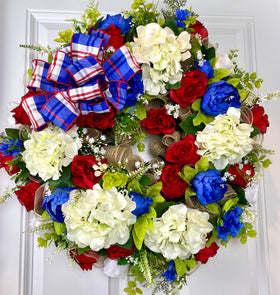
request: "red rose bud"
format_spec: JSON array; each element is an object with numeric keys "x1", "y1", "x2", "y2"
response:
[
  {"x1": 195, "y1": 242, "x2": 219, "y2": 264},
  {"x1": 11, "y1": 104, "x2": 32, "y2": 125},
  {"x1": 0, "y1": 154, "x2": 20, "y2": 175},
  {"x1": 15, "y1": 181, "x2": 41, "y2": 212},
  {"x1": 189, "y1": 20, "x2": 208, "y2": 40},
  {"x1": 141, "y1": 107, "x2": 176, "y2": 135},
  {"x1": 71, "y1": 155, "x2": 107, "y2": 189},
  {"x1": 251, "y1": 104, "x2": 269, "y2": 134},
  {"x1": 160, "y1": 164, "x2": 188, "y2": 199},
  {"x1": 228, "y1": 162, "x2": 255, "y2": 188},
  {"x1": 165, "y1": 135, "x2": 200, "y2": 166},
  {"x1": 170, "y1": 70, "x2": 208, "y2": 108},
  {"x1": 106, "y1": 245, "x2": 134, "y2": 260},
  {"x1": 70, "y1": 249, "x2": 98, "y2": 271},
  {"x1": 100, "y1": 24, "x2": 124, "y2": 51},
  {"x1": 76, "y1": 110, "x2": 115, "y2": 129}
]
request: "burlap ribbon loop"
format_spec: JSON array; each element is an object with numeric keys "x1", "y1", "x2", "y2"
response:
[
  {"x1": 162, "y1": 131, "x2": 181, "y2": 147},
  {"x1": 104, "y1": 144, "x2": 132, "y2": 166},
  {"x1": 240, "y1": 106, "x2": 253, "y2": 124},
  {"x1": 150, "y1": 139, "x2": 166, "y2": 157},
  {"x1": 145, "y1": 97, "x2": 168, "y2": 112},
  {"x1": 85, "y1": 128, "x2": 102, "y2": 141},
  {"x1": 126, "y1": 154, "x2": 145, "y2": 174},
  {"x1": 185, "y1": 196, "x2": 219, "y2": 218},
  {"x1": 179, "y1": 106, "x2": 193, "y2": 121},
  {"x1": 19, "y1": 124, "x2": 32, "y2": 140},
  {"x1": 149, "y1": 157, "x2": 165, "y2": 174},
  {"x1": 34, "y1": 183, "x2": 51, "y2": 222}
]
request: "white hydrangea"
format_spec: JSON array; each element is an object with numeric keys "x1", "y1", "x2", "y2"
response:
[
  {"x1": 195, "y1": 107, "x2": 254, "y2": 170},
  {"x1": 131, "y1": 23, "x2": 191, "y2": 95},
  {"x1": 62, "y1": 184, "x2": 136, "y2": 251},
  {"x1": 144, "y1": 204, "x2": 213, "y2": 260},
  {"x1": 22, "y1": 124, "x2": 82, "y2": 181}
]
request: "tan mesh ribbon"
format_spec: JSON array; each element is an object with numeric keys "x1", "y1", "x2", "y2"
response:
[
  {"x1": 219, "y1": 184, "x2": 237, "y2": 205},
  {"x1": 149, "y1": 157, "x2": 165, "y2": 173},
  {"x1": 126, "y1": 154, "x2": 145, "y2": 174},
  {"x1": 179, "y1": 106, "x2": 193, "y2": 121},
  {"x1": 181, "y1": 56, "x2": 195, "y2": 72},
  {"x1": 150, "y1": 139, "x2": 166, "y2": 156},
  {"x1": 34, "y1": 183, "x2": 51, "y2": 222},
  {"x1": 86, "y1": 128, "x2": 101, "y2": 141},
  {"x1": 104, "y1": 144, "x2": 132, "y2": 165},
  {"x1": 240, "y1": 106, "x2": 253, "y2": 124},
  {"x1": 185, "y1": 196, "x2": 219, "y2": 218},
  {"x1": 162, "y1": 131, "x2": 181, "y2": 147},
  {"x1": 19, "y1": 125, "x2": 31, "y2": 140},
  {"x1": 145, "y1": 97, "x2": 168, "y2": 112}
]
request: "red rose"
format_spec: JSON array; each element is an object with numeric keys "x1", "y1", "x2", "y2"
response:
[
  {"x1": 228, "y1": 163, "x2": 255, "y2": 188},
  {"x1": 170, "y1": 70, "x2": 208, "y2": 107},
  {"x1": 189, "y1": 20, "x2": 208, "y2": 40},
  {"x1": 11, "y1": 104, "x2": 32, "y2": 125},
  {"x1": 0, "y1": 154, "x2": 20, "y2": 175},
  {"x1": 141, "y1": 107, "x2": 176, "y2": 135},
  {"x1": 76, "y1": 110, "x2": 115, "y2": 129},
  {"x1": 70, "y1": 249, "x2": 98, "y2": 271},
  {"x1": 251, "y1": 104, "x2": 269, "y2": 134},
  {"x1": 100, "y1": 24, "x2": 124, "y2": 51},
  {"x1": 195, "y1": 242, "x2": 219, "y2": 264},
  {"x1": 71, "y1": 155, "x2": 107, "y2": 189},
  {"x1": 160, "y1": 164, "x2": 188, "y2": 199},
  {"x1": 165, "y1": 135, "x2": 200, "y2": 166},
  {"x1": 106, "y1": 245, "x2": 134, "y2": 260},
  {"x1": 15, "y1": 181, "x2": 41, "y2": 212}
]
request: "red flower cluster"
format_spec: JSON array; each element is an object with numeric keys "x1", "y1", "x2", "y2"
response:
[
  {"x1": 195, "y1": 242, "x2": 219, "y2": 264},
  {"x1": 15, "y1": 181, "x2": 41, "y2": 212},
  {"x1": 170, "y1": 70, "x2": 208, "y2": 107},
  {"x1": 106, "y1": 245, "x2": 134, "y2": 260},
  {"x1": 69, "y1": 249, "x2": 98, "y2": 271},
  {"x1": 76, "y1": 110, "x2": 115, "y2": 129},
  {"x1": 165, "y1": 135, "x2": 200, "y2": 166},
  {"x1": 251, "y1": 104, "x2": 269, "y2": 134},
  {"x1": 160, "y1": 164, "x2": 187, "y2": 199},
  {"x1": 228, "y1": 162, "x2": 255, "y2": 188},
  {"x1": 190, "y1": 20, "x2": 208, "y2": 40},
  {"x1": 141, "y1": 107, "x2": 176, "y2": 135},
  {"x1": 0, "y1": 154, "x2": 20, "y2": 175},
  {"x1": 71, "y1": 155, "x2": 107, "y2": 189}
]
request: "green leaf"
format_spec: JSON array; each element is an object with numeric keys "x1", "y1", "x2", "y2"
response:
[
  {"x1": 135, "y1": 288, "x2": 143, "y2": 294},
  {"x1": 185, "y1": 257, "x2": 196, "y2": 270},
  {"x1": 179, "y1": 113, "x2": 204, "y2": 135},
  {"x1": 146, "y1": 182, "x2": 162, "y2": 197},
  {"x1": 222, "y1": 197, "x2": 239, "y2": 213},
  {"x1": 240, "y1": 235, "x2": 247, "y2": 244},
  {"x1": 118, "y1": 257, "x2": 129, "y2": 265},
  {"x1": 193, "y1": 110, "x2": 214, "y2": 126},
  {"x1": 227, "y1": 78, "x2": 240, "y2": 87},
  {"x1": 128, "y1": 281, "x2": 137, "y2": 288},
  {"x1": 146, "y1": 207, "x2": 157, "y2": 219},
  {"x1": 206, "y1": 229, "x2": 219, "y2": 247},
  {"x1": 127, "y1": 179, "x2": 143, "y2": 194},
  {"x1": 48, "y1": 166, "x2": 72, "y2": 188},
  {"x1": 195, "y1": 157, "x2": 209, "y2": 173},
  {"x1": 174, "y1": 258, "x2": 187, "y2": 277},
  {"x1": 77, "y1": 246, "x2": 91, "y2": 255},
  {"x1": 151, "y1": 194, "x2": 165, "y2": 204},
  {"x1": 185, "y1": 187, "x2": 196, "y2": 200},
  {"x1": 182, "y1": 166, "x2": 196, "y2": 183},
  {"x1": 165, "y1": 81, "x2": 181, "y2": 90},
  {"x1": 209, "y1": 57, "x2": 218, "y2": 68},
  {"x1": 247, "y1": 230, "x2": 257, "y2": 238},
  {"x1": 262, "y1": 159, "x2": 272, "y2": 168},
  {"x1": 124, "y1": 287, "x2": 132, "y2": 293},
  {"x1": 154, "y1": 201, "x2": 177, "y2": 217},
  {"x1": 205, "y1": 203, "x2": 220, "y2": 214},
  {"x1": 27, "y1": 69, "x2": 33, "y2": 78},
  {"x1": 38, "y1": 237, "x2": 48, "y2": 248},
  {"x1": 132, "y1": 230, "x2": 143, "y2": 250},
  {"x1": 41, "y1": 210, "x2": 51, "y2": 220},
  {"x1": 250, "y1": 125, "x2": 261, "y2": 138},
  {"x1": 238, "y1": 89, "x2": 248, "y2": 100},
  {"x1": 5, "y1": 128, "x2": 20, "y2": 140},
  {"x1": 230, "y1": 184, "x2": 249, "y2": 206},
  {"x1": 54, "y1": 222, "x2": 66, "y2": 235},
  {"x1": 162, "y1": 18, "x2": 179, "y2": 35},
  {"x1": 206, "y1": 47, "x2": 216, "y2": 60},
  {"x1": 135, "y1": 102, "x2": 147, "y2": 120},
  {"x1": 139, "y1": 175, "x2": 152, "y2": 186},
  {"x1": 191, "y1": 98, "x2": 201, "y2": 112},
  {"x1": 133, "y1": 215, "x2": 149, "y2": 250},
  {"x1": 250, "y1": 72, "x2": 257, "y2": 81},
  {"x1": 117, "y1": 232, "x2": 133, "y2": 250},
  {"x1": 209, "y1": 69, "x2": 232, "y2": 83}
]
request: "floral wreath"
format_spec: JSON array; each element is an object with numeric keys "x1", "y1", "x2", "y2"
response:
[{"x1": 0, "y1": 0, "x2": 277, "y2": 294}]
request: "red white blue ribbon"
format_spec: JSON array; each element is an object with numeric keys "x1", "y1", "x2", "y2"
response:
[{"x1": 22, "y1": 29, "x2": 141, "y2": 131}]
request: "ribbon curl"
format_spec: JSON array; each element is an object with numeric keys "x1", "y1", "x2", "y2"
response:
[{"x1": 22, "y1": 28, "x2": 142, "y2": 131}]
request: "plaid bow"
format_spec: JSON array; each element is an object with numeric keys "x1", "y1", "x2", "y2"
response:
[{"x1": 22, "y1": 30, "x2": 141, "y2": 131}]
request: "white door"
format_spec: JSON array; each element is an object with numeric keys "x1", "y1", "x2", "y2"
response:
[{"x1": 0, "y1": 0, "x2": 279, "y2": 294}]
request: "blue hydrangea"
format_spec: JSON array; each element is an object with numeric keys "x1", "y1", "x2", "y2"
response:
[
  {"x1": 191, "y1": 169, "x2": 228, "y2": 206},
  {"x1": 195, "y1": 60, "x2": 214, "y2": 78},
  {"x1": 130, "y1": 192, "x2": 153, "y2": 218},
  {"x1": 201, "y1": 81, "x2": 241, "y2": 116},
  {"x1": 99, "y1": 14, "x2": 132, "y2": 35},
  {"x1": 0, "y1": 139, "x2": 22, "y2": 157},
  {"x1": 217, "y1": 206, "x2": 245, "y2": 242},
  {"x1": 162, "y1": 260, "x2": 177, "y2": 282},
  {"x1": 42, "y1": 188, "x2": 75, "y2": 223}
]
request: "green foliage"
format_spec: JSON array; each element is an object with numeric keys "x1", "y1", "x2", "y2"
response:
[
  {"x1": 139, "y1": 174, "x2": 152, "y2": 186},
  {"x1": 237, "y1": 222, "x2": 257, "y2": 244},
  {"x1": 54, "y1": 29, "x2": 73, "y2": 45},
  {"x1": 135, "y1": 102, "x2": 147, "y2": 120},
  {"x1": 54, "y1": 222, "x2": 66, "y2": 235},
  {"x1": 165, "y1": 81, "x2": 181, "y2": 90},
  {"x1": 154, "y1": 201, "x2": 177, "y2": 217},
  {"x1": 162, "y1": 18, "x2": 179, "y2": 35},
  {"x1": 222, "y1": 197, "x2": 239, "y2": 214},
  {"x1": 48, "y1": 166, "x2": 73, "y2": 188},
  {"x1": 208, "y1": 68, "x2": 232, "y2": 83},
  {"x1": 102, "y1": 171, "x2": 128, "y2": 189},
  {"x1": 245, "y1": 149, "x2": 274, "y2": 171},
  {"x1": 174, "y1": 258, "x2": 187, "y2": 277},
  {"x1": 230, "y1": 184, "x2": 249, "y2": 206},
  {"x1": 77, "y1": 246, "x2": 91, "y2": 255},
  {"x1": 161, "y1": 0, "x2": 188, "y2": 20},
  {"x1": 250, "y1": 126, "x2": 261, "y2": 138},
  {"x1": 205, "y1": 203, "x2": 220, "y2": 214},
  {"x1": 206, "y1": 229, "x2": 219, "y2": 247},
  {"x1": 5, "y1": 128, "x2": 19, "y2": 140},
  {"x1": 179, "y1": 113, "x2": 205, "y2": 136}
]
